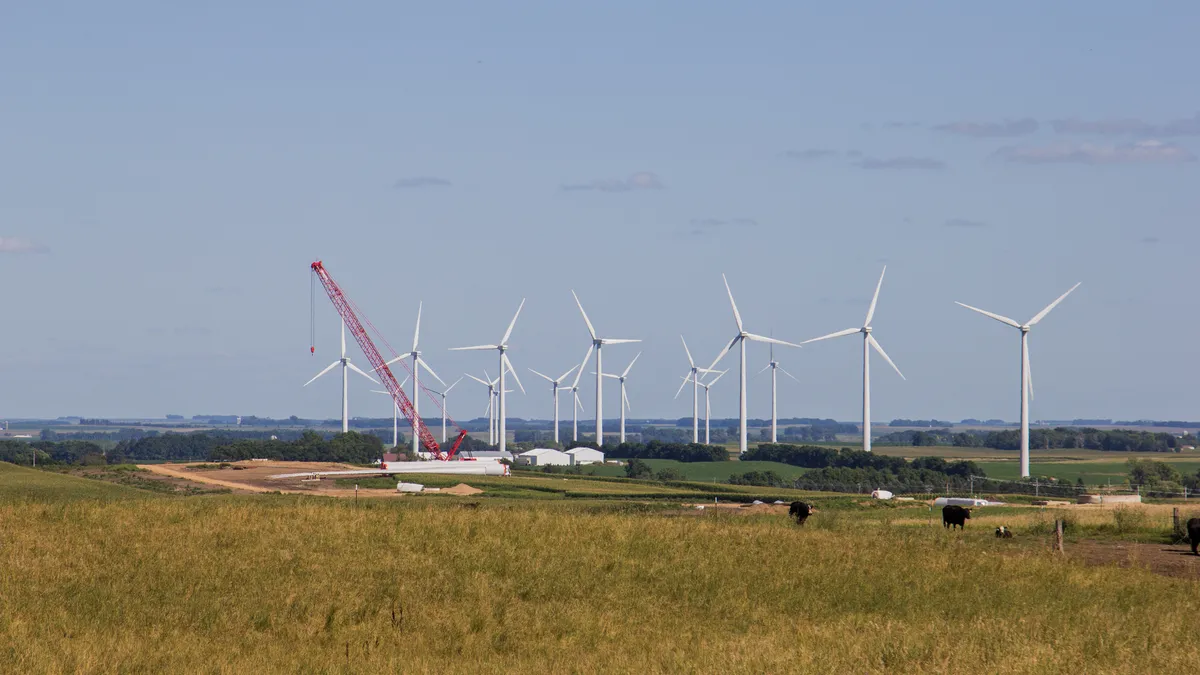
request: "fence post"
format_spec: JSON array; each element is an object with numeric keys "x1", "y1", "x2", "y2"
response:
[
  {"x1": 1054, "y1": 519, "x2": 1064, "y2": 554},
  {"x1": 1174, "y1": 507, "x2": 1183, "y2": 540}
]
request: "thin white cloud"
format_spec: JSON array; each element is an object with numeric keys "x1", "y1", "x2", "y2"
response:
[
  {"x1": 1051, "y1": 112, "x2": 1200, "y2": 137},
  {"x1": 934, "y1": 118, "x2": 1038, "y2": 138},
  {"x1": 0, "y1": 237, "x2": 48, "y2": 254},
  {"x1": 855, "y1": 156, "x2": 947, "y2": 170},
  {"x1": 561, "y1": 172, "x2": 664, "y2": 192},
  {"x1": 393, "y1": 176, "x2": 452, "y2": 189},
  {"x1": 995, "y1": 140, "x2": 1196, "y2": 165}
]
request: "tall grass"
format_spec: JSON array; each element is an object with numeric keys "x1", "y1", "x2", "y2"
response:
[{"x1": 2, "y1": 493, "x2": 1200, "y2": 673}]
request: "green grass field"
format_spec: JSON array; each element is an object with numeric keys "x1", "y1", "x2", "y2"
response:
[
  {"x1": 0, "y1": 462, "x2": 152, "y2": 501},
  {"x1": 4, "y1": 465, "x2": 1200, "y2": 672},
  {"x1": 582, "y1": 458, "x2": 812, "y2": 482}
]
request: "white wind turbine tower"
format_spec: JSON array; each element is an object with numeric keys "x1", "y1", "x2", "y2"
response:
[
  {"x1": 675, "y1": 336, "x2": 715, "y2": 443},
  {"x1": 758, "y1": 342, "x2": 801, "y2": 443},
  {"x1": 571, "y1": 291, "x2": 639, "y2": 447},
  {"x1": 371, "y1": 376, "x2": 409, "y2": 448},
  {"x1": 801, "y1": 266, "x2": 904, "y2": 453},
  {"x1": 682, "y1": 369, "x2": 728, "y2": 445},
  {"x1": 705, "y1": 275, "x2": 801, "y2": 454},
  {"x1": 465, "y1": 372, "x2": 499, "y2": 445},
  {"x1": 304, "y1": 320, "x2": 379, "y2": 433},
  {"x1": 956, "y1": 282, "x2": 1081, "y2": 479},
  {"x1": 598, "y1": 352, "x2": 641, "y2": 444},
  {"x1": 561, "y1": 344, "x2": 592, "y2": 442},
  {"x1": 430, "y1": 376, "x2": 463, "y2": 443},
  {"x1": 376, "y1": 302, "x2": 445, "y2": 456},
  {"x1": 529, "y1": 364, "x2": 579, "y2": 444},
  {"x1": 450, "y1": 301, "x2": 526, "y2": 453}
]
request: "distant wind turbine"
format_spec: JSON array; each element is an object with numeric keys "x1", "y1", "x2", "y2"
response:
[
  {"x1": 705, "y1": 275, "x2": 800, "y2": 454},
  {"x1": 758, "y1": 342, "x2": 801, "y2": 443},
  {"x1": 675, "y1": 336, "x2": 715, "y2": 443},
  {"x1": 956, "y1": 282, "x2": 1081, "y2": 478},
  {"x1": 598, "y1": 351, "x2": 641, "y2": 444},
  {"x1": 571, "y1": 290, "x2": 639, "y2": 447},
  {"x1": 371, "y1": 376, "x2": 409, "y2": 448},
  {"x1": 451, "y1": 301, "x2": 526, "y2": 453},
  {"x1": 682, "y1": 369, "x2": 729, "y2": 445},
  {"x1": 305, "y1": 320, "x2": 379, "y2": 433},
  {"x1": 562, "y1": 343, "x2": 593, "y2": 442},
  {"x1": 465, "y1": 372, "x2": 499, "y2": 445},
  {"x1": 376, "y1": 302, "x2": 445, "y2": 456},
  {"x1": 802, "y1": 266, "x2": 904, "y2": 453},
  {"x1": 429, "y1": 376, "x2": 463, "y2": 443},
  {"x1": 529, "y1": 363, "x2": 579, "y2": 444}
]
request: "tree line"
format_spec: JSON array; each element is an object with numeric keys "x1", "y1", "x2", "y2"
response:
[{"x1": 874, "y1": 427, "x2": 1194, "y2": 452}]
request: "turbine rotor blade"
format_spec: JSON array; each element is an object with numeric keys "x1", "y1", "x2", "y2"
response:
[
  {"x1": 412, "y1": 301, "x2": 422, "y2": 353},
  {"x1": 347, "y1": 362, "x2": 381, "y2": 384},
  {"x1": 681, "y1": 335, "x2": 695, "y2": 368},
  {"x1": 865, "y1": 265, "x2": 886, "y2": 326},
  {"x1": 621, "y1": 352, "x2": 641, "y2": 378},
  {"x1": 780, "y1": 367, "x2": 801, "y2": 384},
  {"x1": 623, "y1": 388, "x2": 630, "y2": 412},
  {"x1": 707, "y1": 369, "x2": 728, "y2": 387},
  {"x1": 757, "y1": 363, "x2": 771, "y2": 375},
  {"x1": 1024, "y1": 341, "x2": 1034, "y2": 401},
  {"x1": 502, "y1": 354, "x2": 525, "y2": 394},
  {"x1": 954, "y1": 302, "x2": 1021, "y2": 329},
  {"x1": 722, "y1": 273, "x2": 744, "y2": 332},
  {"x1": 449, "y1": 344, "x2": 500, "y2": 351},
  {"x1": 868, "y1": 334, "x2": 905, "y2": 380},
  {"x1": 802, "y1": 327, "x2": 860, "y2": 345},
  {"x1": 570, "y1": 290, "x2": 597, "y2": 340},
  {"x1": 304, "y1": 361, "x2": 340, "y2": 387},
  {"x1": 705, "y1": 335, "x2": 740, "y2": 373},
  {"x1": 465, "y1": 373, "x2": 490, "y2": 387},
  {"x1": 599, "y1": 338, "x2": 641, "y2": 345},
  {"x1": 1026, "y1": 282, "x2": 1081, "y2": 326},
  {"x1": 674, "y1": 373, "x2": 691, "y2": 399},
  {"x1": 501, "y1": 299, "x2": 525, "y2": 345},
  {"x1": 529, "y1": 368, "x2": 555, "y2": 383},
  {"x1": 556, "y1": 364, "x2": 578, "y2": 383},
  {"x1": 417, "y1": 357, "x2": 446, "y2": 386},
  {"x1": 745, "y1": 333, "x2": 802, "y2": 348},
  {"x1": 444, "y1": 376, "x2": 463, "y2": 394},
  {"x1": 373, "y1": 355, "x2": 406, "y2": 372},
  {"x1": 570, "y1": 344, "x2": 594, "y2": 389}
]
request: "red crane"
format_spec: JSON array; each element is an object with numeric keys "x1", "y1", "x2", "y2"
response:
[{"x1": 310, "y1": 260, "x2": 468, "y2": 460}]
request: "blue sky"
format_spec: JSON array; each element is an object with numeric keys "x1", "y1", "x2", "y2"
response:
[{"x1": 2, "y1": 2, "x2": 1197, "y2": 423}]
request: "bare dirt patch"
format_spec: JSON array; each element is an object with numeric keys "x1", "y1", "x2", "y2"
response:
[
  {"x1": 440, "y1": 483, "x2": 484, "y2": 496},
  {"x1": 1069, "y1": 539, "x2": 1200, "y2": 579}
]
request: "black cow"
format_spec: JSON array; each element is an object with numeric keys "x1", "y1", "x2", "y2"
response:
[
  {"x1": 995, "y1": 526, "x2": 1013, "y2": 539},
  {"x1": 1188, "y1": 518, "x2": 1200, "y2": 555},
  {"x1": 942, "y1": 505, "x2": 971, "y2": 530},
  {"x1": 789, "y1": 501, "x2": 815, "y2": 525}
]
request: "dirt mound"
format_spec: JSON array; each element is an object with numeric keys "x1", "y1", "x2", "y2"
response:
[{"x1": 441, "y1": 483, "x2": 484, "y2": 496}]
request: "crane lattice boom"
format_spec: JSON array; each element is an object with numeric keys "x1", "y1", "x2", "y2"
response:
[{"x1": 311, "y1": 261, "x2": 467, "y2": 460}]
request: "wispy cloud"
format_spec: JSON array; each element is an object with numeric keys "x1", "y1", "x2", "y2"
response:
[
  {"x1": 1141, "y1": 236, "x2": 1160, "y2": 244},
  {"x1": 783, "y1": 149, "x2": 838, "y2": 160},
  {"x1": 995, "y1": 140, "x2": 1196, "y2": 165},
  {"x1": 855, "y1": 156, "x2": 947, "y2": 170},
  {"x1": 883, "y1": 121, "x2": 923, "y2": 129},
  {"x1": 1051, "y1": 112, "x2": 1200, "y2": 137},
  {"x1": 687, "y1": 218, "x2": 757, "y2": 235},
  {"x1": 393, "y1": 176, "x2": 452, "y2": 189},
  {"x1": 560, "y1": 172, "x2": 664, "y2": 192},
  {"x1": 0, "y1": 237, "x2": 48, "y2": 254},
  {"x1": 944, "y1": 218, "x2": 988, "y2": 228},
  {"x1": 934, "y1": 118, "x2": 1038, "y2": 138}
]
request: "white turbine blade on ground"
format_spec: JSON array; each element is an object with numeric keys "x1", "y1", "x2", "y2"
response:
[
  {"x1": 465, "y1": 373, "x2": 491, "y2": 387},
  {"x1": 801, "y1": 327, "x2": 860, "y2": 345},
  {"x1": 1026, "y1": 282, "x2": 1081, "y2": 326},
  {"x1": 556, "y1": 364, "x2": 577, "y2": 383},
  {"x1": 1024, "y1": 342, "x2": 1033, "y2": 400},
  {"x1": 444, "y1": 376, "x2": 463, "y2": 394},
  {"x1": 868, "y1": 335, "x2": 905, "y2": 380},
  {"x1": 779, "y1": 367, "x2": 801, "y2": 384},
  {"x1": 417, "y1": 357, "x2": 446, "y2": 386},
  {"x1": 570, "y1": 344, "x2": 594, "y2": 389},
  {"x1": 745, "y1": 333, "x2": 801, "y2": 348},
  {"x1": 620, "y1": 352, "x2": 641, "y2": 378},
  {"x1": 347, "y1": 362, "x2": 381, "y2": 384},
  {"x1": 529, "y1": 368, "x2": 555, "y2": 383},
  {"x1": 570, "y1": 290, "x2": 597, "y2": 340},
  {"x1": 501, "y1": 299, "x2": 525, "y2": 345},
  {"x1": 721, "y1": 274, "x2": 744, "y2": 332},
  {"x1": 412, "y1": 301, "x2": 422, "y2": 352},
  {"x1": 502, "y1": 354, "x2": 525, "y2": 394},
  {"x1": 865, "y1": 266, "x2": 886, "y2": 326},
  {"x1": 450, "y1": 344, "x2": 500, "y2": 351},
  {"x1": 705, "y1": 335, "x2": 741, "y2": 373},
  {"x1": 954, "y1": 302, "x2": 1021, "y2": 329},
  {"x1": 303, "y1": 361, "x2": 340, "y2": 387},
  {"x1": 681, "y1": 335, "x2": 695, "y2": 368}
]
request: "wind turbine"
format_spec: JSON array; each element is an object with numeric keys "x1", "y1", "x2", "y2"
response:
[
  {"x1": 758, "y1": 342, "x2": 801, "y2": 443},
  {"x1": 682, "y1": 369, "x2": 728, "y2": 445},
  {"x1": 801, "y1": 266, "x2": 904, "y2": 453},
  {"x1": 429, "y1": 376, "x2": 463, "y2": 443},
  {"x1": 451, "y1": 301, "x2": 526, "y2": 453},
  {"x1": 705, "y1": 275, "x2": 801, "y2": 454},
  {"x1": 675, "y1": 336, "x2": 715, "y2": 443},
  {"x1": 529, "y1": 363, "x2": 579, "y2": 444},
  {"x1": 376, "y1": 302, "x2": 445, "y2": 456},
  {"x1": 371, "y1": 376, "x2": 409, "y2": 448},
  {"x1": 465, "y1": 372, "x2": 499, "y2": 445},
  {"x1": 562, "y1": 343, "x2": 593, "y2": 442},
  {"x1": 956, "y1": 282, "x2": 1081, "y2": 478},
  {"x1": 571, "y1": 291, "x2": 639, "y2": 448},
  {"x1": 598, "y1": 352, "x2": 641, "y2": 444},
  {"x1": 305, "y1": 320, "x2": 379, "y2": 433}
]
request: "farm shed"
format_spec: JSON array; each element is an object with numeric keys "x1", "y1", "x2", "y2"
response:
[
  {"x1": 566, "y1": 448, "x2": 605, "y2": 465},
  {"x1": 517, "y1": 448, "x2": 571, "y2": 466}
]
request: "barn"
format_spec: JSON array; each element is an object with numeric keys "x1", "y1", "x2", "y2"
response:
[
  {"x1": 516, "y1": 448, "x2": 571, "y2": 466},
  {"x1": 566, "y1": 448, "x2": 605, "y2": 465}
]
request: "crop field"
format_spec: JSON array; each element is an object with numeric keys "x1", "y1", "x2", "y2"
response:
[
  {"x1": 582, "y1": 458, "x2": 812, "y2": 482},
  {"x1": 2, "y1": 460, "x2": 1200, "y2": 672}
]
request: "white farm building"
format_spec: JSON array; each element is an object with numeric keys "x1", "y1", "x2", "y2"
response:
[
  {"x1": 566, "y1": 448, "x2": 605, "y2": 465},
  {"x1": 516, "y1": 448, "x2": 571, "y2": 466}
]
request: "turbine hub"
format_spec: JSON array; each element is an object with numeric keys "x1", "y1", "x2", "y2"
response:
[
  {"x1": 862, "y1": 326, "x2": 872, "y2": 334},
  {"x1": 1020, "y1": 325, "x2": 1030, "y2": 333}
]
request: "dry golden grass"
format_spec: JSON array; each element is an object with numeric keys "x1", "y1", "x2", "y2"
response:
[{"x1": 2, "y1": 486, "x2": 1200, "y2": 674}]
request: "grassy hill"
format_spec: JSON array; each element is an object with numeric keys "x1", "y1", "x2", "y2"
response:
[{"x1": 0, "y1": 462, "x2": 152, "y2": 502}]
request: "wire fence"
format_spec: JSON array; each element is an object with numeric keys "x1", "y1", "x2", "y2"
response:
[{"x1": 775, "y1": 474, "x2": 1197, "y2": 500}]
